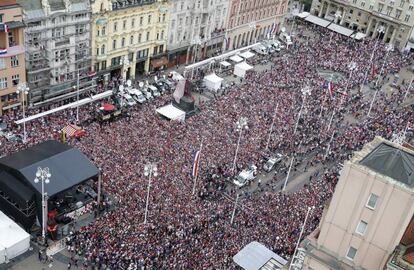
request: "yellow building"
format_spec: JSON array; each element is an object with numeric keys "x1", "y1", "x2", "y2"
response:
[{"x1": 91, "y1": 0, "x2": 169, "y2": 83}]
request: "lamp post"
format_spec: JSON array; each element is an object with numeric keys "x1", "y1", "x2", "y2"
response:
[
  {"x1": 293, "y1": 86, "x2": 312, "y2": 134},
  {"x1": 143, "y1": 163, "x2": 158, "y2": 224},
  {"x1": 289, "y1": 206, "x2": 314, "y2": 270},
  {"x1": 34, "y1": 167, "x2": 51, "y2": 244},
  {"x1": 360, "y1": 25, "x2": 385, "y2": 93},
  {"x1": 16, "y1": 83, "x2": 29, "y2": 143},
  {"x1": 232, "y1": 117, "x2": 249, "y2": 175},
  {"x1": 367, "y1": 44, "x2": 393, "y2": 117}
]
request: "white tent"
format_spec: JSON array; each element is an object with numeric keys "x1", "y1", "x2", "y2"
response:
[
  {"x1": 204, "y1": 73, "x2": 224, "y2": 91},
  {"x1": 327, "y1": 23, "x2": 354, "y2": 36},
  {"x1": 234, "y1": 61, "x2": 253, "y2": 78},
  {"x1": 220, "y1": 61, "x2": 231, "y2": 67},
  {"x1": 230, "y1": 55, "x2": 244, "y2": 63},
  {"x1": 156, "y1": 104, "x2": 186, "y2": 121},
  {"x1": 233, "y1": 241, "x2": 287, "y2": 270},
  {"x1": 0, "y1": 211, "x2": 30, "y2": 264},
  {"x1": 239, "y1": 51, "x2": 255, "y2": 59}
]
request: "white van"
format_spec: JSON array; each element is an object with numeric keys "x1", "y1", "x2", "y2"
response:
[
  {"x1": 279, "y1": 32, "x2": 293, "y2": 47},
  {"x1": 253, "y1": 44, "x2": 268, "y2": 55}
]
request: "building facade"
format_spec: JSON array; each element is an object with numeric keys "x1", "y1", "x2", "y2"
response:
[
  {"x1": 167, "y1": 0, "x2": 229, "y2": 67},
  {"x1": 299, "y1": 137, "x2": 414, "y2": 270},
  {"x1": 17, "y1": 0, "x2": 94, "y2": 106},
  {"x1": 91, "y1": 0, "x2": 169, "y2": 82},
  {"x1": 225, "y1": 0, "x2": 288, "y2": 50},
  {"x1": 310, "y1": 0, "x2": 414, "y2": 50},
  {"x1": 0, "y1": 0, "x2": 26, "y2": 115}
]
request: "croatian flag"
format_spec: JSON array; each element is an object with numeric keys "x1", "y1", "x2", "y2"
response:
[
  {"x1": 1, "y1": 23, "x2": 8, "y2": 33},
  {"x1": 0, "y1": 48, "x2": 7, "y2": 55},
  {"x1": 192, "y1": 145, "x2": 202, "y2": 178},
  {"x1": 327, "y1": 81, "x2": 333, "y2": 97}
]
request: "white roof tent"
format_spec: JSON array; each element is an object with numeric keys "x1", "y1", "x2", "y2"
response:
[
  {"x1": 230, "y1": 55, "x2": 244, "y2": 63},
  {"x1": 351, "y1": 32, "x2": 367, "y2": 40},
  {"x1": 203, "y1": 73, "x2": 224, "y2": 92},
  {"x1": 220, "y1": 60, "x2": 231, "y2": 67},
  {"x1": 239, "y1": 50, "x2": 255, "y2": 59},
  {"x1": 296, "y1": 11, "x2": 310, "y2": 19},
  {"x1": 304, "y1": 14, "x2": 331, "y2": 28},
  {"x1": 234, "y1": 61, "x2": 253, "y2": 78},
  {"x1": 156, "y1": 104, "x2": 186, "y2": 121},
  {"x1": 15, "y1": 90, "x2": 113, "y2": 125},
  {"x1": 233, "y1": 241, "x2": 287, "y2": 270},
  {"x1": 327, "y1": 23, "x2": 354, "y2": 36},
  {"x1": 0, "y1": 211, "x2": 30, "y2": 264}
]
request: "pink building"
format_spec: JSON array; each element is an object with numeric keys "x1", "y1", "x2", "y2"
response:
[{"x1": 224, "y1": 0, "x2": 288, "y2": 50}]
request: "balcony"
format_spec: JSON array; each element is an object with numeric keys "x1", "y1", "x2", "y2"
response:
[{"x1": 0, "y1": 45, "x2": 25, "y2": 58}]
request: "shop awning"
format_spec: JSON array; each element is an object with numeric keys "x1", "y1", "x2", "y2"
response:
[
  {"x1": 305, "y1": 14, "x2": 331, "y2": 28},
  {"x1": 327, "y1": 23, "x2": 354, "y2": 36}
]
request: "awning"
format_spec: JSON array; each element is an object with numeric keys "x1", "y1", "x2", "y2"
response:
[
  {"x1": 234, "y1": 61, "x2": 253, "y2": 78},
  {"x1": 151, "y1": 57, "x2": 168, "y2": 68},
  {"x1": 239, "y1": 51, "x2": 255, "y2": 59},
  {"x1": 305, "y1": 14, "x2": 331, "y2": 28},
  {"x1": 204, "y1": 73, "x2": 223, "y2": 91},
  {"x1": 230, "y1": 55, "x2": 244, "y2": 63},
  {"x1": 351, "y1": 32, "x2": 366, "y2": 40},
  {"x1": 233, "y1": 242, "x2": 287, "y2": 270},
  {"x1": 220, "y1": 61, "x2": 231, "y2": 67},
  {"x1": 297, "y1": 12, "x2": 310, "y2": 19},
  {"x1": 327, "y1": 23, "x2": 354, "y2": 36}
]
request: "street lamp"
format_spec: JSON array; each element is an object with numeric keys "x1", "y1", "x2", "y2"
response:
[
  {"x1": 143, "y1": 163, "x2": 158, "y2": 224},
  {"x1": 16, "y1": 83, "x2": 29, "y2": 143},
  {"x1": 367, "y1": 44, "x2": 393, "y2": 117},
  {"x1": 293, "y1": 86, "x2": 312, "y2": 134},
  {"x1": 34, "y1": 167, "x2": 51, "y2": 245},
  {"x1": 232, "y1": 117, "x2": 249, "y2": 175}
]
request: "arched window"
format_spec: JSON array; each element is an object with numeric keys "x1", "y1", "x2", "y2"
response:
[{"x1": 101, "y1": 44, "x2": 105, "y2": 54}]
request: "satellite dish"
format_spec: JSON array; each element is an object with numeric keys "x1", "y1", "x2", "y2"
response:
[
  {"x1": 119, "y1": 85, "x2": 124, "y2": 91},
  {"x1": 281, "y1": 27, "x2": 286, "y2": 33},
  {"x1": 127, "y1": 80, "x2": 132, "y2": 87},
  {"x1": 139, "y1": 82, "x2": 144, "y2": 88},
  {"x1": 154, "y1": 76, "x2": 158, "y2": 81}
]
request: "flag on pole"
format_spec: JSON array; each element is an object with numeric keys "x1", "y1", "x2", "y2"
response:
[
  {"x1": 327, "y1": 81, "x2": 333, "y2": 97},
  {"x1": 192, "y1": 145, "x2": 202, "y2": 178}
]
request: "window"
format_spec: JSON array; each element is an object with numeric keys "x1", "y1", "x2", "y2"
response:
[
  {"x1": 387, "y1": 7, "x2": 393, "y2": 15},
  {"x1": 405, "y1": 14, "x2": 410, "y2": 22},
  {"x1": 0, "y1": 77, "x2": 7, "y2": 89},
  {"x1": 12, "y1": 74, "x2": 19, "y2": 86},
  {"x1": 148, "y1": 15, "x2": 151, "y2": 24},
  {"x1": 346, "y1": 246, "x2": 357, "y2": 260},
  {"x1": 366, "y1": 193, "x2": 378, "y2": 209},
  {"x1": 114, "y1": 22, "x2": 117, "y2": 31},
  {"x1": 102, "y1": 26, "x2": 106, "y2": 35},
  {"x1": 8, "y1": 31, "x2": 15, "y2": 47},
  {"x1": 123, "y1": 20, "x2": 126, "y2": 30},
  {"x1": 146, "y1": 31, "x2": 150, "y2": 41},
  {"x1": 0, "y1": 14, "x2": 3, "y2": 23},
  {"x1": 153, "y1": 46, "x2": 158, "y2": 55},
  {"x1": 101, "y1": 45, "x2": 105, "y2": 55},
  {"x1": 410, "y1": 5, "x2": 414, "y2": 11},
  {"x1": 356, "y1": 220, "x2": 368, "y2": 235},
  {"x1": 96, "y1": 47, "x2": 99, "y2": 55},
  {"x1": 361, "y1": 2, "x2": 365, "y2": 7},
  {"x1": 0, "y1": 58, "x2": 5, "y2": 69},
  {"x1": 130, "y1": 35, "x2": 134, "y2": 44},
  {"x1": 121, "y1": 37, "x2": 125, "y2": 47},
  {"x1": 131, "y1": 18, "x2": 135, "y2": 27},
  {"x1": 138, "y1": 33, "x2": 142, "y2": 43},
  {"x1": 11, "y1": 56, "x2": 18, "y2": 67},
  {"x1": 161, "y1": 30, "x2": 164, "y2": 40},
  {"x1": 378, "y1": 3, "x2": 384, "y2": 12},
  {"x1": 140, "y1": 16, "x2": 143, "y2": 25},
  {"x1": 97, "y1": 29, "x2": 100, "y2": 36},
  {"x1": 112, "y1": 39, "x2": 117, "y2": 50},
  {"x1": 400, "y1": 0, "x2": 405, "y2": 7},
  {"x1": 162, "y1": 14, "x2": 166, "y2": 22},
  {"x1": 396, "y1": 9, "x2": 402, "y2": 19}
]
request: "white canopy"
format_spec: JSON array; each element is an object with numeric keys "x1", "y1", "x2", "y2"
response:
[
  {"x1": 156, "y1": 104, "x2": 186, "y2": 121},
  {"x1": 328, "y1": 23, "x2": 354, "y2": 36},
  {"x1": 230, "y1": 55, "x2": 244, "y2": 63},
  {"x1": 239, "y1": 51, "x2": 255, "y2": 59},
  {"x1": 233, "y1": 242, "x2": 287, "y2": 270},
  {"x1": 351, "y1": 32, "x2": 366, "y2": 40},
  {"x1": 220, "y1": 61, "x2": 231, "y2": 67},
  {"x1": 0, "y1": 211, "x2": 30, "y2": 264},
  {"x1": 296, "y1": 11, "x2": 310, "y2": 19},
  {"x1": 305, "y1": 14, "x2": 330, "y2": 28},
  {"x1": 234, "y1": 61, "x2": 253, "y2": 78},
  {"x1": 204, "y1": 73, "x2": 224, "y2": 91}
]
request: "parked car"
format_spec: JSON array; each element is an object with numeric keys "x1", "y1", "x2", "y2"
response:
[
  {"x1": 233, "y1": 165, "x2": 257, "y2": 187},
  {"x1": 122, "y1": 94, "x2": 137, "y2": 107},
  {"x1": 148, "y1": 85, "x2": 161, "y2": 97},
  {"x1": 252, "y1": 44, "x2": 268, "y2": 55},
  {"x1": 263, "y1": 153, "x2": 284, "y2": 172},
  {"x1": 279, "y1": 32, "x2": 293, "y2": 46},
  {"x1": 130, "y1": 89, "x2": 146, "y2": 104}
]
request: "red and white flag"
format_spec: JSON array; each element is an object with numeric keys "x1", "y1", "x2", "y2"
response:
[
  {"x1": 192, "y1": 144, "x2": 203, "y2": 178},
  {"x1": 328, "y1": 81, "x2": 333, "y2": 97}
]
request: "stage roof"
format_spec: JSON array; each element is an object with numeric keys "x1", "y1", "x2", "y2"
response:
[{"x1": 0, "y1": 140, "x2": 99, "y2": 197}]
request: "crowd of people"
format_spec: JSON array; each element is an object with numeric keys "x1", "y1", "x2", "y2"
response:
[{"x1": 1, "y1": 22, "x2": 413, "y2": 269}]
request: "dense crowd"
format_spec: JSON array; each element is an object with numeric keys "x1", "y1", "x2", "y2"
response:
[{"x1": 1, "y1": 22, "x2": 413, "y2": 269}]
